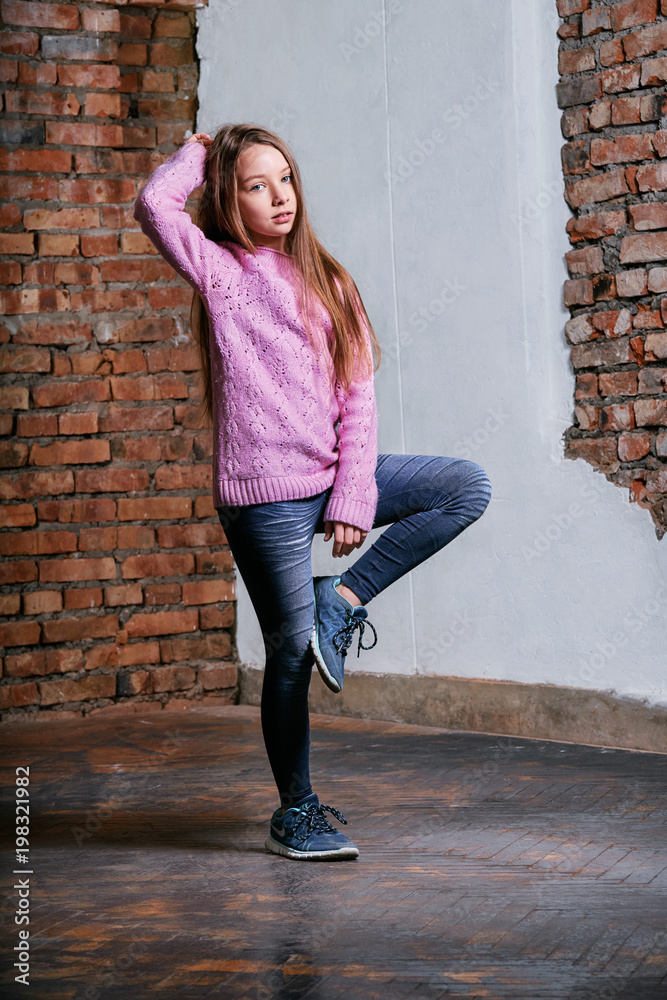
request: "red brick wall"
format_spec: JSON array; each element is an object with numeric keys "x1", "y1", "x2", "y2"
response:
[
  {"x1": 0, "y1": 0, "x2": 239, "y2": 720},
  {"x1": 558, "y1": 0, "x2": 667, "y2": 538}
]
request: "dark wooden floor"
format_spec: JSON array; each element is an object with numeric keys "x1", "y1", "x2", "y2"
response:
[{"x1": 1, "y1": 705, "x2": 666, "y2": 1000}]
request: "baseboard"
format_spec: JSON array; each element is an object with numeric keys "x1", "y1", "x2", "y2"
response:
[{"x1": 238, "y1": 666, "x2": 667, "y2": 753}]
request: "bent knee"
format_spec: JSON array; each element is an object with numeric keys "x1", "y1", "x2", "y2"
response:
[{"x1": 454, "y1": 459, "x2": 492, "y2": 521}]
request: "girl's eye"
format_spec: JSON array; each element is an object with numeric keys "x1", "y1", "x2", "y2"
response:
[{"x1": 249, "y1": 175, "x2": 291, "y2": 191}]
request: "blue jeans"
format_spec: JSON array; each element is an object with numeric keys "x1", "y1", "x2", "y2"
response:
[{"x1": 217, "y1": 454, "x2": 491, "y2": 810}]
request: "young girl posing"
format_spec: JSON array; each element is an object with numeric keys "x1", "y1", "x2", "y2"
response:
[{"x1": 134, "y1": 123, "x2": 492, "y2": 862}]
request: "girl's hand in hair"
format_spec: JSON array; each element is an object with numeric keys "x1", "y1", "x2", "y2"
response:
[
  {"x1": 185, "y1": 132, "x2": 212, "y2": 148},
  {"x1": 324, "y1": 520, "x2": 368, "y2": 558}
]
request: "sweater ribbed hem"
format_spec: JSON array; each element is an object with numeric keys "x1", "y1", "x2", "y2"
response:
[
  {"x1": 213, "y1": 470, "x2": 337, "y2": 508},
  {"x1": 323, "y1": 495, "x2": 377, "y2": 534}
]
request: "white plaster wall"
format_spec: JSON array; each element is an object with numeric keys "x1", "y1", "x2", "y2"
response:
[{"x1": 196, "y1": 0, "x2": 667, "y2": 707}]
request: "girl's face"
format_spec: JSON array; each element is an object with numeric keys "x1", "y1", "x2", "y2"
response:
[{"x1": 235, "y1": 143, "x2": 297, "y2": 254}]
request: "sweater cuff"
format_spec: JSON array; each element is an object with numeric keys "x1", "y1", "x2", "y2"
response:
[{"x1": 323, "y1": 495, "x2": 376, "y2": 534}]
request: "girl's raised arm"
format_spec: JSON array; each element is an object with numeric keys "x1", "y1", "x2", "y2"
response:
[{"x1": 133, "y1": 137, "x2": 213, "y2": 298}]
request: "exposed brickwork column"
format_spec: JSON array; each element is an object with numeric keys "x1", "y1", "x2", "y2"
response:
[
  {"x1": 0, "y1": 0, "x2": 239, "y2": 720},
  {"x1": 558, "y1": 0, "x2": 667, "y2": 538}
]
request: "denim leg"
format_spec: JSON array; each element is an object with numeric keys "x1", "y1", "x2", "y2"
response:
[
  {"x1": 217, "y1": 493, "x2": 328, "y2": 809},
  {"x1": 332, "y1": 454, "x2": 492, "y2": 605}
]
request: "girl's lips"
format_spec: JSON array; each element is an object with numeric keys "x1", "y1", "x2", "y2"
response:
[{"x1": 272, "y1": 212, "x2": 292, "y2": 222}]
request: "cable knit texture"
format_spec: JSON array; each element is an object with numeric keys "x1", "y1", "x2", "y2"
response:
[{"x1": 133, "y1": 141, "x2": 379, "y2": 532}]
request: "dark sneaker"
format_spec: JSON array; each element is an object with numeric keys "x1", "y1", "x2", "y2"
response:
[
  {"x1": 311, "y1": 575, "x2": 378, "y2": 694},
  {"x1": 265, "y1": 792, "x2": 359, "y2": 861}
]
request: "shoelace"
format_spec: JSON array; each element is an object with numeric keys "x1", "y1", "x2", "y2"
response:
[
  {"x1": 333, "y1": 609, "x2": 378, "y2": 658},
  {"x1": 299, "y1": 802, "x2": 348, "y2": 835}
]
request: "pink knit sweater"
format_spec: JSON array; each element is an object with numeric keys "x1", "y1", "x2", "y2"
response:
[{"x1": 133, "y1": 141, "x2": 379, "y2": 532}]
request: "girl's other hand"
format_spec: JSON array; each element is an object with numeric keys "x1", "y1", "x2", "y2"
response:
[
  {"x1": 324, "y1": 520, "x2": 368, "y2": 558},
  {"x1": 185, "y1": 132, "x2": 212, "y2": 148}
]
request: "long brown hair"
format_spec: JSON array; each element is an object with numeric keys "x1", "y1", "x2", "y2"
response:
[{"x1": 189, "y1": 122, "x2": 382, "y2": 425}]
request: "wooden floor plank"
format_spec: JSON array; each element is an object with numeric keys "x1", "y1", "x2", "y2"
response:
[{"x1": 1, "y1": 705, "x2": 665, "y2": 999}]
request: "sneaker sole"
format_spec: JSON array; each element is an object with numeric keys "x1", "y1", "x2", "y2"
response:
[
  {"x1": 310, "y1": 616, "x2": 343, "y2": 694},
  {"x1": 265, "y1": 835, "x2": 359, "y2": 860}
]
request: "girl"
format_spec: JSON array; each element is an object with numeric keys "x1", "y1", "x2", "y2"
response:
[{"x1": 134, "y1": 122, "x2": 492, "y2": 862}]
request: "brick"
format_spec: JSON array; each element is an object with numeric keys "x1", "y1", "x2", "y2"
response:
[
  {"x1": 120, "y1": 641, "x2": 159, "y2": 667},
  {"x1": 565, "y1": 246, "x2": 604, "y2": 276},
  {"x1": 629, "y1": 204, "x2": 667, "y2": 232},
  {"x1": 616, "y1": 269, "x2": 648, "y2": 297},
  {"x1": 59, "y1": 178, "x2": 136, "y2": 205},
  {"x1": 109, "y1": 374, "x2": 189, "y2": 402},
  {"x1": 125, "y1": 608, "x2": 198, "y2": 638},
  {"x1": 17, "y1": 61, "x2": 56, "y2": 85},
  {"x1": 57, "y1": 63, "x2": 120, "y2": 89},
  {"x1": 0, "y1": 470, "x2": 74, "y2": 500},
  {"x1": 64, "y1": 587, "x2": 103, "y2": 610},
  {"x1": 146, "y1": 346, "x2": 199, "y2": 373},
  {"x1": 141, "y1": 69, "x2": 175, "y2": 93},
  {"x1": 14, "y1": 320, "x2": 91, "y2": 347},
  {"x1": 0, "y1": 348, "x2": 50, "y2": 374},
  {"x1": 0, "y1": 149, "x2": 71, "y2": 173},
  {"x1": 69, "y1": 289, "x2": 145, "y2": 313},
  {"x1": 149, "y1": 40, "x2": 193, "y2": 66},
  {"x1": 137, "y1": 97, "x2": 195, "y2": 120},
  {"x1": 0, "y1": 593, "x2": 21, "y2": 615},
  {"x1": 84, "y1": 92, "x2": 123, "y2": 119},
  {"x1": 5, "y1": 647, "x2": 83, "y2": 678},
  {"x1": 156, "y1": 523, "x2": 223, "y2": 549},
  {"x1": 0, "y1": 202, "x2": 20, "y2": 226},
  {"x1": 600, "y1": 403, "x2": 634, "y2": 431},
  {"x1": 199, "y1": 664, "x2": 237, "y2": 691},
  {"x1": 104, "y1": 583, "x2": 143, "y2": 607},
  {"x1": 0, "y1": 529, "x2": 76, "y2": 556},
  {"x1": 121, "y1": 553, "x2": 194, "y2": 579},
  {"x1": 78, "y1": 527, "x2": 117, "y2": 552},
  {"x1": 144, "y1": 664, "x2": 196, "y2": 694},
  {"x1": 38, "y1": 233, "x2": 80, "y2": 258},
  {"x1": 98, "y1": 404, "x2": 173, "y2": 433},
  {"x1": 0, "y1": 560, "x2": 38, "y2": 584},
  {"x1": 117, "y1": 42, "x2": 147, "y2": 66},
  {"x1": 620, "y1": 232, "x2": 667, "y2": 264},
  {"x1": 641, "y1": 56, "x2": 667, "y2": 86},
  {"x1": 23, "y1": 590, "x2": 63, "y2": 615},
  {"x1": 74, "y1": 469, "x2": 149, "y2": 495},
  {"x1": 611, "y1": 0, "x2": 658, "y2": 31},
  {"x1": 0, "y1": 58, "x2": 18, "y2": 81},
  {"x1": 0, "y1": 30, "x2": 38, "y2": 56},
  {"x1": 117, "y1": 496, "x2": 191, "y2": 521},
  {"x1": 116, "y1": 525, "x2": 155, "y2": 550},
  {"x1": 182, "y1": 579, "x2": 236, "y2": 606},
  {"x1": 570, "y1": 339, "x2": 634, "y2": 369},
  {"x1": 0, "y1": 503, "x2": 35, "y2": 527},
  {"x1": 24, "y1": 206, "x2": 100, "y2": 232},
  {"x1": 0, "y1": 233, "x2": 34, "y2": 255},
  {"x1": 144, "y1": 582, "x2": 181, "y2": 606},
  {"x1": 199, "y1": 604, "x2": 234, "y2": 630},
  {"x1": 37, "y1": 498, "x2": 115, "y2": 523},
  {"x1": 0, "y1": 440, "x2": 28, "y2": 467},
  {"x1": 39, "y1": 556, "x2": 116, "y2": 583},
  {"x1": 5, "y1": 90, "x2": 79, "y2": 116},
  {"x1": 648, "y1": 267, "x2": 667, "y2": 292},
  {"x1": 119, "y1": 232, "x2": 159, "y2": 255},
  {"x1": 618, "y1": 432, "x2": 652, "y2": 461},
  {"x1": 41, "y1": 614, "x2": 118, "y2": 643},
  {"x1": 29, "y1": 440, "x2": 110, "y2": 467},
  {"x1": 623, "y1": 21, "x2": 667, "y2": 59},
  {"x1": 559, "y1": 48, "x2": 596, "y2": 74},
  {"x1": 600, "y1": 65, "x2": 642, "y2": 94},
  {"x1": 645, "y1": 333, "x2": 667, "y2": 360},
  {"x1": 581, "y1": 6, "x2": 611, "y2": 34},
  {"x1": 115, "y1": 316, "x2": 175, "y2": 343},
  {"x1": 565, "y1": 168, "x2": 629, "y2": 209},
  {"x1": 1, "y1": 1, "x2": 79, "y2": 29},
  {"x1": 599, "y1": 372, "x2": 638, "y2": 396},
  {"x1": 556, "y1": 75, "x2": 601, "y2": 110},
  {"x1": 80, "y1": 234, "x2": 118, "y2": 258},
  {"x1": 0, "y1": 682, "x2": 38, "y2": 709},
  {"x1": 40, "y1": 674, "x2": 116, "y2": 706},
  {"x1": 81, "y1": 8, "x2": 120, "y2": 32},
  {"x1": 32, "y1": 380, "x2": 109, "y2": 408},
  {"x1": 635, "y1": 161, "x2": 667, "y2": 192},
  {"x1": 0, "y1": 386, "x2": 29, "y2": 410},
  {"x1": 154, "y1": 465, "x2": 210, "y2": 491},
  {"x1": 42, "y1": 36, "x2": 117, "y2": 62},
  {"x1": 565, "y1": 437, "x2": 620, "y2": 470},
  {"x1": 590, "y1": 135, "x2": 654, "y2": 167},
  {"x1": 634, "y1": 399, "x2": 667, "y2": 425},
  {"x1": 194, "y1": 494, "x2": 215, "y2": 519},
  {"x1": 0, "y1": 620, "x2": 40, "y2": 647},
  {"x1": 0, "y1": 262, "x2": 21, "y2": 284},
  {"x1": 58, "y1": 412, "x2": 99, "y2": 436}
]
